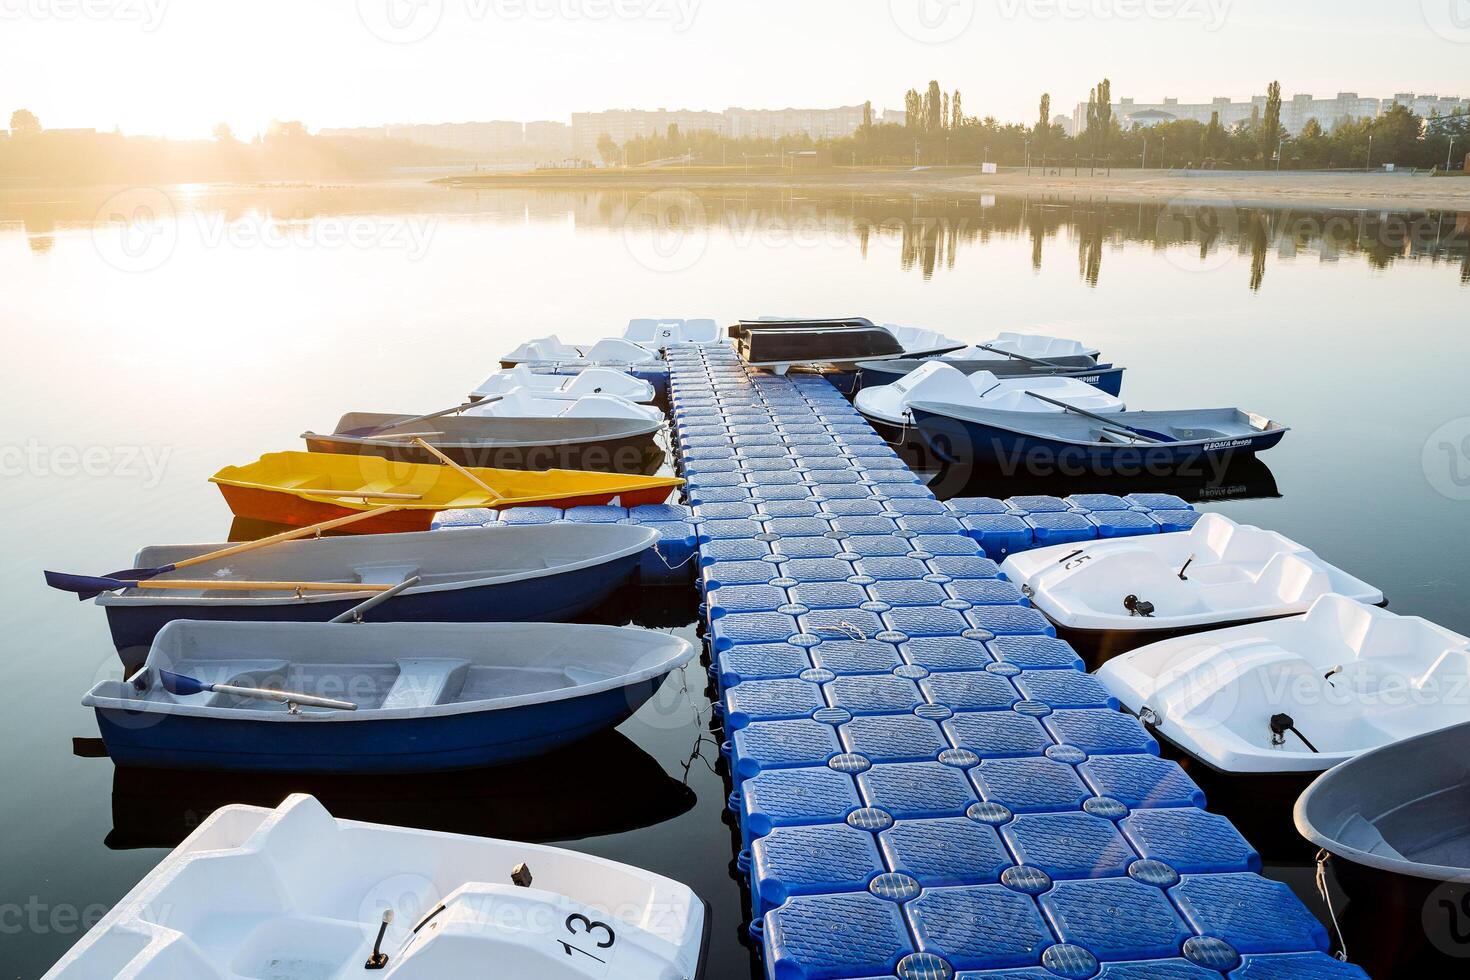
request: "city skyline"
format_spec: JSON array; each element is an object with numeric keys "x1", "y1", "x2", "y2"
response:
[{"x1": 3, "y1": 0, "x2": 1469, "y2": 140}]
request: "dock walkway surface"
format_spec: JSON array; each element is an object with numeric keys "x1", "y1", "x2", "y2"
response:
[
  {"x1": 669, "y1": 346, "x2": 1362, "y2": 980},
  {"x1": 434, "y1": 344, "x2": 1368, "y2": 979}
]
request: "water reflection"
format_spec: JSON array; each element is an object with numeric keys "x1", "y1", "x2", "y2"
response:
[
  {"x1": 924, "y1": 455, "x2": 1280, "y2": 505},
  {"x1": 101, "y1": 729, "x2": 696, "y2": 850},
  {"x1": 3, "y1": 183, "x2": 1465, "y2": 287}
]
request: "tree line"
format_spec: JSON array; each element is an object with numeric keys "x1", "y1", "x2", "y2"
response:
[{"x1": 611, "y1": 81, "x2": 1468, "y2": 172}]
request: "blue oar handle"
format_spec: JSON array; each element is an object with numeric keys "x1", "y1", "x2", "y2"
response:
[{"x1": 159, "y1": 670, "x2": 357, "y2": 711}]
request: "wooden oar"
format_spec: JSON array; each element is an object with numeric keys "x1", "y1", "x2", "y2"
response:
[
  {"x1": 43, "y1": 506, "x2": 406, "y2": 600},
  {"x1": 411, "y1": 437, "x2": 504, "y2": 503},
  {"x1": 46, "y1": 575, "x2": 396, "y2": 596},
  {"x1": 976, "y1": 343, "x2": 1070, "y2": 369},
  {"x1": 159, "y1": 669, "x2": 357, "y2": 711},
  {"x1": 323, "y1": 490, "x2": 423, "y2": 500},
  {"x1": 1024, "y1": 391, "x2": 1174, "y2": 443}
]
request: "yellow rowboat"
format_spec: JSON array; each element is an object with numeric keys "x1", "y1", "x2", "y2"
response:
[{"x1": 210, "y1": 452, "x2": 683, "y2": 533}]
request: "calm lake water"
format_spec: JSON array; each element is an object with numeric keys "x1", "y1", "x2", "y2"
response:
[{"x1": 1, "y1": 182, "x2": 1467, "y2": 979}]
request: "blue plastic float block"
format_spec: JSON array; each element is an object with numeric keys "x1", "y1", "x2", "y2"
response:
[
  {"x1": 1093, "y1": 962, "x2": 1220, "y2": 980},
  {"x1": 724, "y1": 678, "x2": 826, "y2": 729},
  {"x1": 1170, "y1": 874, "x2": 1331, "y2": 954},
  {"x1": 945, "y1": 579, "x2": 1027, "y2": 606},
  {"x1": 1230, "y1": 953, "x2": 1371, "y2": 978},
  {"x1": 858, "y1": 761, "x2": 980, "y2": 820},
  {"x1": 942, "y1": 711, "x2": 1054, "y2": 759},
  {"x1": 884, "y1": 605, "x2": 974, "y2": 638},
  {"x1": 1006, "y1": 495, "x2": 1071, "y2": 514},
  {"x1": 1004, "y1": 809, "x2": 1138, "y2": 878},
  {"x1": 1025, "y1": 511, "x2": 1098, "y2": 547},
  {"x1": 733, "y1": 719, "x2": 843, "y2": 780},
  {"x1": 762, "y1": 892, "x2": 913, "y2": 980},
  {"x1": 900, "y1": 636, "x2": 996, "y2": 672},
  {"x1": 809, "y1": 635, "x2": 904, "y2": 673},
  {"x1": 817, "y1": 674, "x2": 923, "y2": 715},
  {"x1": 966, "y1": 606, "x2": 1055, "y2": 637},
  {"x1": 1078, "y1": 754, "x2": 1207, "y2": 809},
  {"x1": 707, "y1": 583, "x2": 789, "y2": 617},
  {"x1": 839, "y1": 714, "x2": 949, "y2": 763},
  {"x1": 710, "y1": 610, "x2": 803, "y2": 650},
  {"x1": 1045, "y1": 709, "x2": 1160, "y2": 756},
  {"x1": 1089, "y1": 510, "x2": 1163, "y2": 538},
  {"x1": 496, "y1": 505, "x2": 565, "y2": 525},
  {"x1": 1012, "y1": 670, "x2": 1117, "y2": 709},
  {"x1": 1041, "y1": 876, "x2": 1192, "y2": 960},
  {"x1": 714, "y1": 643, "x2": 817, "y2": 690},
  {"x1": 878, "y1": 817, "x2": 1012, "y2": 886},
  {"x1": 987, "y1": 636, "x2": 1086, "y2": 670},
  {"x1": 1152, "y1": 509, "x2": 1204, "y2": 532},
  {"x1": 751, "y1": 822, "x2": 886, "y2": 913},
  {"x1": 960, "y1": 514, "x2": 1035, "y2": 560},
  {"x1": 867, "y1": 579, "x2": 951, "y2": 607},
  {"x1": 920, "y1": 671, "x2": 1019, "y2": 711},
  {"x1": 789, "y1": 580, "x2": 870, "y2": 609},
  {"x1": 944, "y1": 497, "x2": 1011, "y2": 516},
  {"x1": 1066, "y1": 493, "x2": 1133, "y2": 513},
  {"x1": 971, "y1": 756, "x2": 1091, "y2": 813},
  {"x1": 905, "y1": 883, "x2": 1054, "y2": 970},
  {"x1": 1120, "y1": 807, "x2": 1262, "y2": 873},
  {"x1": 1125, "y1": 492, "x2": 1192, "y2": 511}
]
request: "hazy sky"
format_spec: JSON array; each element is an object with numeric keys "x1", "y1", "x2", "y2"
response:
[{"x1": 4, "y1": 0, "x2": 1468, "y2": 138}]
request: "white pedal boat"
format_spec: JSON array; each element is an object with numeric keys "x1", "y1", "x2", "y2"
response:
[
  {"x1": 470, "y1": 365, "x2": 657, "y2": 405},
  {"x1": 1001, "y1": 513, "x2": 1384, "y2": 659},
  {"x1": 854, "y1": 361, "x2": 1124, "y2": 440},
  {"x1": 624, "y1": 317, "x2": 722, "y2": 348},
  {"x1": 1097, "y1": 594, "x2": 1470, "y2": 774},
  {"x1": 465, "y1": 389, "x2": 664, "y2": 423},
  {"x1": 942, "y1": 331, "x2": 1101, "y2": 362},
  {"x1": 500, "y1": 335, "x2": 659, "y2": 370},
  {"x1": 43, "y1": 794, "x2": 708, "y2": 979}
]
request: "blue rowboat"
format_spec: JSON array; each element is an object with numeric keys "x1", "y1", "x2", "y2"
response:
[
  {"x1": 83, "y1": 620, "x2": 696, "y2": 772},
  {"x1": 856, "y1": 355, "x2": 1125, "y2": 398},
  {"x1": 908, "y1": 403, "x2": 1288, "y2": 475},
  {"x1": 93, "y1": 524, "x2": 657, "y2": 664}
]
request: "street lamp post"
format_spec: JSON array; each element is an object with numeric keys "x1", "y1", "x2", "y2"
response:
[
  {"x1": 1141, "y1": 132, "x2": 1147, "y2": 170},
  {"x1": 1366, "y1": 133, "x2": 1372, "y2": 172},
  {"x1": 1449, "y1": 136, "x2": 1459, "y2": 172}
]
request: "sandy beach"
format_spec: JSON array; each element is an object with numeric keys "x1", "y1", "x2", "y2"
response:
[{"x1": 440, "y1": 166, "x2": 1470, "y2": 210}]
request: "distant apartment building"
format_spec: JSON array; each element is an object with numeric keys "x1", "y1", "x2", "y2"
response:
[
  {"x1": 523, "y1": 120, "x2": 572, "y2": 160},
  {"x1": 570, "y1": 108, "x2": 725, "y2": 158},
  {"x1": 1070, "y1": 92, "x2": 1468, "y2": 137},
  {"x1": 882, "y1": 108, "x2": 907, "y2": 127},
  {"x1": 723, "y1": 105, "x2": 867, "y2": 140}
]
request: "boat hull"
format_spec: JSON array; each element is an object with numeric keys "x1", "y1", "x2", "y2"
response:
[
  {"x1": 856, "y1": 360, "x2": 1125, "y2": 398},
  {"x1": 94, "y1": 672, "x2": 670, "y2": 772},
  {"x1": 103, "y1": 553, "x2": 640, "y2": 661},
  {"x1": 303, "y1": 431, "x2": 665, "y2": 476},
  {"x1": 216, "y1": 481, "x2": 675, "y2": 533},
  {"x1": 911, "y1": 408, "x2": 1286, "y2": 476}
]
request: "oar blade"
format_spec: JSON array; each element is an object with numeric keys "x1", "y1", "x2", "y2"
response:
[
  {"x1": 159, "y1": 670, "x2": 210, "y2": 696},
  {"x1": 43, "y1": 571, "x2": 127, "y2": 601}
]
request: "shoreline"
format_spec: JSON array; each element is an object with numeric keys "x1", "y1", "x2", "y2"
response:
[{"x1": 435, "y1": 167, "x2": 1470, "y2": 211}]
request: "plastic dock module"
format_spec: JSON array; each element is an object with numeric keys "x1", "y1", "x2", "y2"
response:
[{"x1": 663, "y1": 346, "x2": 1366, "y2": 980}]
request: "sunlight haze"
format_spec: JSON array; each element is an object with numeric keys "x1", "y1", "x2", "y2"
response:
[{"x1": 2, "y1": 0, "x2": 1467, "y2": 138}]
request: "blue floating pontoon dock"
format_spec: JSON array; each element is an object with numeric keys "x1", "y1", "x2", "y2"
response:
[
  {"x1": 668, "y1": 346, "x2": 1363, "y2": 980},
  {"x1": 433, "y1": 344, "x2": 1364, "y2": 979}
]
